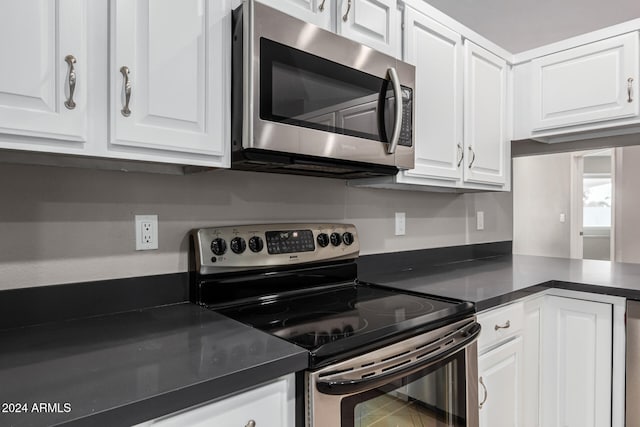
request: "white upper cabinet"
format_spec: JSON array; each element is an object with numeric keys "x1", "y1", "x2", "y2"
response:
[
  {"x1": 464, "y1": 41, "x2": 508, "y2": 186},
  {"x1": 0, "y1": 0, "x2": 89, "y2": 144},
  {"x1": 337, "y1": 0, "x2": 400, "y2": 57},
  {"x1": 259, "y1": 0, "x2": 400, "y2": 57},
  {"x1": 531, "y1": 32, "x2": 639, "y2": 131},
  {"x1": 110, "y1": 0, "x2": 229, "y2": 166},
  {"x1": 257, "y1": 0, "x2": 333, "y2": 31},
  {"x1": 401, "y1": 7, "x2": 463, "y2": 182}
]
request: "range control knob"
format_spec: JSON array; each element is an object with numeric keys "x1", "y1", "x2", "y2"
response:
[
  {"x1": 230, "y1": 237, "x2": 246, "y2": 254},
  {"x1": 211, "y1": 238, "x2": 227, "y2": 256},
  {"x1": 342, "y1": 232, "x2": 354, "y2": 246},
  {"x1": 248, "y1": 236, "x2": 264, "y2": 253},
  {"x1": 317, "y1": 233, "x2": 330, "y2": 248},
  {"x1": 330, "y1": 232, "x2": 342, "y2": 247}
]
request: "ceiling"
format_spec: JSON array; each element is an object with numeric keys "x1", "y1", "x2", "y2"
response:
[{"x1": 423, "y1": 0, "x2": 640, "y2": 53}]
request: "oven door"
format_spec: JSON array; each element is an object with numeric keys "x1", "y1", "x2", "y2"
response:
[
  {"x1": 308, "y1": 319, "x2": 480, "y2": 427},
  {"x1": 241, "y1": 1, "x2": 415, "y2": 170}
]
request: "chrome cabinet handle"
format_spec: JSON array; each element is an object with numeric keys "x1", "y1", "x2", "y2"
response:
[
  {"x1": 386, "y1": 67, "x2": 403, "y2": 155},
  {"x1": 318, "y1": 0, "x2": 326, "y2": 12},
  {"x1": 64, "y1": 55, "x2": 77, "y2": 110},
  {"x1": 457, "y1": 143, "x2": 464, "y2": 168},
  {"x1": 120, "y1": 66, "x2": 132, "y2": 117},
  {"x1": 468, "y1": 146, "x2": 476, "y2": 168},
  {"x1": 628, "y1": 77, "x2": 634, "y2": 103},
  {"x1": 494, "y1": 320, "x2": 511, "y2": 331},
  {"x1": 479, "y1": 376, "x2": 488, "y2": 409},
  {"x1": 342, "y1": 0, "x2": 351, "y2": 21},
  {"x1": 245, "y1": 421, "x2": 256, "y2": 427}
]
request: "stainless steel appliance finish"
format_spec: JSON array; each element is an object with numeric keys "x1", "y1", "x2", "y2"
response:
[
  {"x1": 309, "y1": 317, "x2": 480, "y2": 427},
  {"x1": 626, "y1": 300, "x2": 640, "y2": 426},
  {"x1": 231, "y1": 0, "x2": 415, "y2": 178},
  {"x1": 191, "y1": 223, "x2": 359, "y2": 274},
  {"x1": 189, "y1": 223, "x2": 480, "y2": 427}
]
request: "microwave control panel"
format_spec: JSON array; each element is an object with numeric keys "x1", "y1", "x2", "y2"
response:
[{"x1": 398, "y1": 87, "x2": 413, "y2": 147}]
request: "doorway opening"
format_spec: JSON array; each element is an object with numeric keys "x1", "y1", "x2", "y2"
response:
[{"x1": 570, "y1": 149, "x2": 615, "y2": 261}]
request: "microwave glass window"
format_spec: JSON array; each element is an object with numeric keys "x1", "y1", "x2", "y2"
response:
[
  {"x1": 340, "y1": 353, "x2": 467, "y2": 427},
  {"x1": 260, "y1": 38, "x2": 396, "y2": 142}
]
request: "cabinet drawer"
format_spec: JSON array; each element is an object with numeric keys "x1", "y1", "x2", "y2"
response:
[{"x1": 478, "y1": 302, "x2": 524, "y2": 350}]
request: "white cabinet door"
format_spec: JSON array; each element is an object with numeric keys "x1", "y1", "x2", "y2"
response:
[
  {"x1": 110, "y1": 0, "x2": 228, "y2": 166},
  {"x1": 531, "y1": 32, "x2": 639, "y2": 131},
  {"x1": 463, "y1": 41, "x2": 508, "y2": 186},
  {"x1": 478, "y1": 337, "x2": 523, "y2": 427},
  {"x1": 135, "y1": 375, "x2": 294, "y2": 427},
  {"x1": 522, "y1": 296, "x2": 544, "y2": 427},
  {"x1": 257, "y1": 0, "x2": 333, "y2": 30},
  {"x1": 0, "y1": 0, "x2": 88, "y2": 143},
  {"x1": 542, "y1": 296, "x2": 612, "y2": 427},
  {"x1": 337, "y1": 0, "x2": 400, "y2": 58},
  {"x1": 401, "y1": 7, "x2": 463, "y2": 183}
]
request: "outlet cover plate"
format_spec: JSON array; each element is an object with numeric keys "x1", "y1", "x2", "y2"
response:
[
  {"x1": 476, "y1": 211, "x2": 484, "y2": 231},
  {"x1": 135, "y1": 215, "x2": 158, "y2": 250},
  {"x1": 395, "y1": 212, "x2": 406, "y2": 236}
]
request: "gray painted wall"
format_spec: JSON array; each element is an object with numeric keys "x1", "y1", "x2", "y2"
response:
[
  {"x1": 512, "y1": 153, "x2": 572, "y2": 258},
  {"x1": 514, "y1": 146, "x2": 640, "y2": 263},
  {"x1": 615, "y1": 146, "x2": 640, "y2": 264},
  {"x1": 0, "y1": 163, "x2": 513, "y2": 290}
]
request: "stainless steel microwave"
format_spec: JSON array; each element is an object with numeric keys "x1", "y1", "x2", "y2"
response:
[{"x1": 231, "y1": 0, "x2": 415, "y2": 179}]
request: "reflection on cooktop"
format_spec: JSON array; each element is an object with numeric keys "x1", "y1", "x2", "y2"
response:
[{"x1": 216, "y1": 284, "x2": 458, "y2": 350}]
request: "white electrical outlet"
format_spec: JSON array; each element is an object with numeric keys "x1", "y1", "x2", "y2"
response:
[
  {"x1": 395, "y1": 212, "x2": 406, "y2": 236},
  {"x1": 135, "y1": 215, "x2": 158, "y2": 250},
  {"x1": 560, "y1": 213, "x2": 566, "y2": 223},
  {"x1": 476, "y1": 211, "x2": 484, "y2": 231}
]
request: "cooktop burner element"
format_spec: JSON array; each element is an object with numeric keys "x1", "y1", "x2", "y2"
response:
[
  {"x1": 217, "y1": 284, "x2": 458, "y2": 352},
  {"x1": 189, "y1": 223, "x2": 476, "y2": 367}
]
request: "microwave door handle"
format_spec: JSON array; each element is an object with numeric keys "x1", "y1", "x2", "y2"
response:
[
  {"x1": 316, "y1": 321, "x2": 481, "y2": 396},
  {"x1": 386, "y1": 67, "x2": 403, "y2": 155}
]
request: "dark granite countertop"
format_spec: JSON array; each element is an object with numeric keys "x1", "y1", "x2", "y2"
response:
[
  {"x1": 0, "y1": 303, "x2": 307, "y2": 427},
  {"x1": 359, "y1": 254, "x2": 640, "y2": 311}
]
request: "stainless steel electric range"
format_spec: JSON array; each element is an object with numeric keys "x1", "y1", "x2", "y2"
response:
[{"x1": 190, "y1": 223, "x2": 480, "y2": 427}]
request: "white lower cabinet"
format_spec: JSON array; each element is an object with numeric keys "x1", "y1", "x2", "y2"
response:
[
  {"x1": 478, "y1": 337, "x2": 524, "y2": 427},
  {"x1": 522, "y1": 296, "x2": 544, "y2": 427},
  {"x1": 134, "y1": 374, "x2": 295, "y2": 427},
  {"x1": 480, "y1": 292, "x2": 620, "y2": 427},
  {"x1": 477, "y1": 301, "x2": 524, "y2": 427},
  {"x1": 541, "y1": 296, "x2": 613, "y2": 427}
]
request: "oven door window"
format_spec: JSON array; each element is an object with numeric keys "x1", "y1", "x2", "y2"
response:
[
  {"x1": 259, "y1": 38, "x2": 396, "y2": 142},
  {"x1": 340, "y1": 353, "x2": 467, "y2": 427}
]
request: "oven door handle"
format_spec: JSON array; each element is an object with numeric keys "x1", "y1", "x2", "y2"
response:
[
  {"x1": 386, "y1": 67, "x2": 403, "y2": 155},
  {"x1": 316, "y1": 321, "x2": 481, "y2": 396}
]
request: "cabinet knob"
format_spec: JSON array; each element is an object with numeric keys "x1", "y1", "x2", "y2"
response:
[
  {"x1": 318, "y1": 0, "x2": 326, "y2": 12},
  {"x1": 245, "y1": 420, "x2": 256, "y2": 427},
  {"x1": 64, "y1": 55, "x2": 77, "y2": 110}
]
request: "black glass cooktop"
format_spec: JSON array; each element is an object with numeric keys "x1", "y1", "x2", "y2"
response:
[{"x1": 216, "y1": 282, "x2": 474, "y2": 367}]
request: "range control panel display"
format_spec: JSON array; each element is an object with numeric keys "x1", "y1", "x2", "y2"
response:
[{"x1": 266, "y1": 230, "x2": 315, "y2": 254}]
